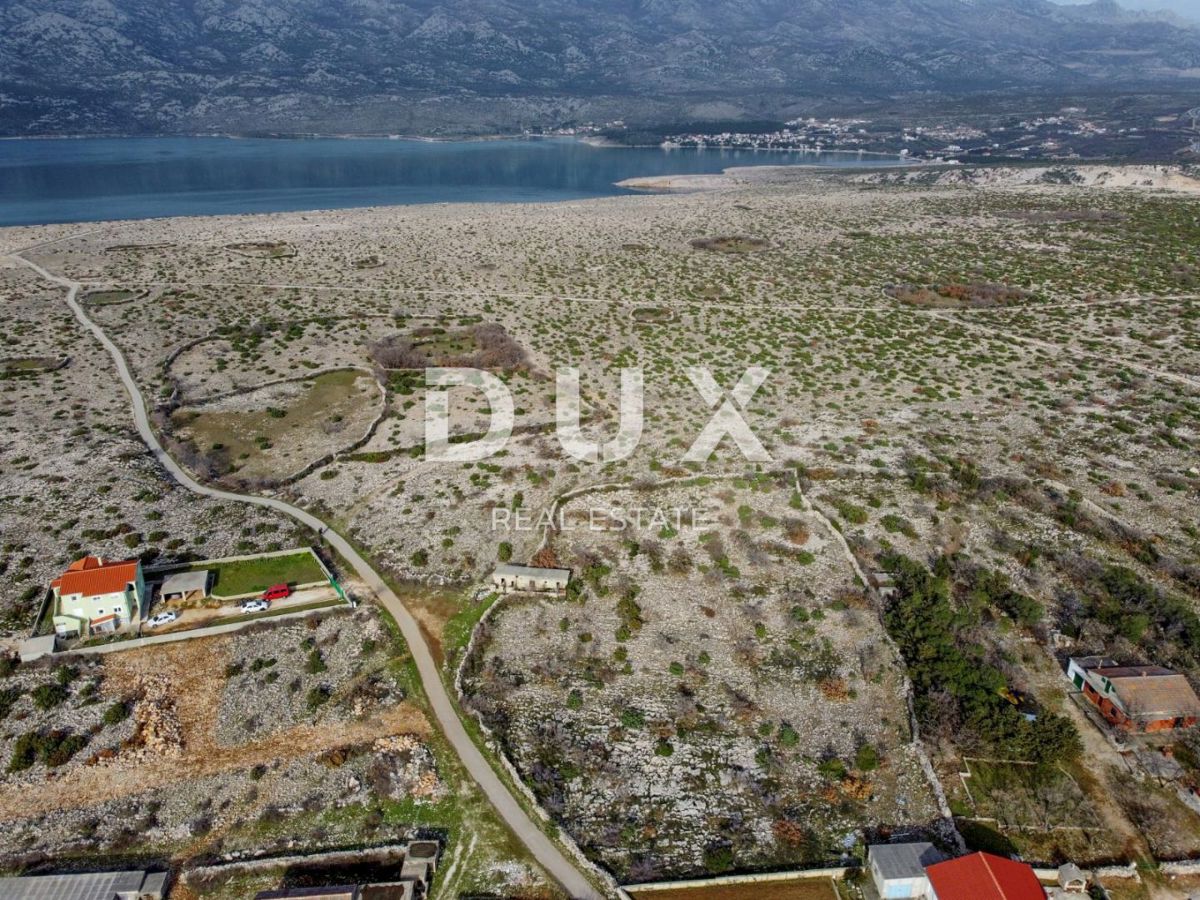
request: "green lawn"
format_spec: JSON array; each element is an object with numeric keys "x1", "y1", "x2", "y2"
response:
[
  {"x1": 441, "y1": 591, "x2": 499, "y2": 668},
  {"x1": 83, "y1": 289, "x2": 137, "y2": 306},
  {"x1": 193, "y1": 552, "x2": 327, "y2": 598}
]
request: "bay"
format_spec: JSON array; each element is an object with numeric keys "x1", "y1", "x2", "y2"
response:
[{"x1": 0, "y1": 136, "x2": 907, "y2": 226}]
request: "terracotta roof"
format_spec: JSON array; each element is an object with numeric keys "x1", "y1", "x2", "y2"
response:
[
  {"x1": 1094, "y1": 665, "x2": 1174, "y2": 678},
  {"x1": 56, "y1": 556, "x2": 140, "y2": 599},
  {"x1": 926, "y1": 852, "x2": 1045, "y2": 900},
  {"x1": 1098, "y1": 669, "x2": 1200, "y2": 720}
]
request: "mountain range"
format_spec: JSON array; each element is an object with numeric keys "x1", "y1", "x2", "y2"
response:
[{"x1": 2, "y1": 0, "x2": 1198, "y2": 135}]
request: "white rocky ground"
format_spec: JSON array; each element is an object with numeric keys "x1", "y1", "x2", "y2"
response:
[{"x1": 4, "y1": 164, "x2": 1200, "y2": 882}]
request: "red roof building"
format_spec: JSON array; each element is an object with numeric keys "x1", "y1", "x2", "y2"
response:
[
  {"x1": 52, "y1": 556, "x2": 142, "y2": 599},
  {"x1": 927, "y1": 852, "x2": 1046, "y2": 900},
  {"x1": 51, "y1": 555, "x2": 145, "y2": 637}
]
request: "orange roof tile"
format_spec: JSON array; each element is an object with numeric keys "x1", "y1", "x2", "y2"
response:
[
  {"x1": 926, "y1": 852, "x2": 1045, "y2": 900},
  {"x1": 57, "y1": 557, "x2": 140, "y2": 599}
]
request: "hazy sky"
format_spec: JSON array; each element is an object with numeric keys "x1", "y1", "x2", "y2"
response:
[{"x1": 1053, "y1": 0, "x2": 1200, "y2": 19}]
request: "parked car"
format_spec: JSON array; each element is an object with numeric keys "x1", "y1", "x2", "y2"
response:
[
  {"x1": 240, "y1": 599, "x2": 270, "y2": 613},
  {"x1": 146, "y1": 611, "x2": 178, "y2": 628},
  {"x1": 261, "y1": 583, "x2": 292, "y2": 601}
]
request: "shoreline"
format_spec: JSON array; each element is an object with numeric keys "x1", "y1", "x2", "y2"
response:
[
  {"x1": 615, "y1": 161, "x2": 927, "y2": 193},
  {"x1": 2, "y1": 130, "x2": 898, "y2": 158},
  {"x1": 0, "y1": 131, "x2": 560, "y2": 143}
]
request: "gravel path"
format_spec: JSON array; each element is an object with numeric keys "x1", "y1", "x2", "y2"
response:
[{"x1": 8, "y1": 243, "x2": 606, "y2": 900}]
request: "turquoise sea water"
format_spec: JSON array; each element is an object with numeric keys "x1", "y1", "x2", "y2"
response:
[{"x1": 0, "y1": 136, "x2": 907, "y2": 226}]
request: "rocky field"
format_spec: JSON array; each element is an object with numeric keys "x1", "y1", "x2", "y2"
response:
[{"x1": 5, "y1": 163, "x2": 1200, "y2": 891}]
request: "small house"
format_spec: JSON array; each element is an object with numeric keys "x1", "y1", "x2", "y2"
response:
[
  {"x1": 492, "y1": 563, "x2": 570, "y2": 594},
  {"x1": 926, "y1": 852, "x2": 1046, "y2": 900},
  {"x1": 1057, "y1": 863, "x2": 1087, "y2": 893},
  {"x1": 867, "y1": 842, "x2": 941, "y2": 898},
  {"x1": 50, "y1": 556, "x2": 145, "y2": 637},
  {"x1": 1067, "y1": 656, "x2": 1200, "y2": 732},
  {"x1": 159, "y1": 570, "x2": 211, "y2": 602}
]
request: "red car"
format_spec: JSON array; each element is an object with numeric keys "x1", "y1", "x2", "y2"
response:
[{"x1": 261, "y1": 583, "x2": 292, "y2": 601}]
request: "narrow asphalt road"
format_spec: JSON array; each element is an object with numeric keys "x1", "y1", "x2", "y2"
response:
[{"x1": 9, "y1": 251, "x2": 606, "y2": 900}]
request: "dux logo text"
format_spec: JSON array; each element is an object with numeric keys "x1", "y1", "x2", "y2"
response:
[{"x1": 423, "y1": 366, "x2": 771, "y2": 463}]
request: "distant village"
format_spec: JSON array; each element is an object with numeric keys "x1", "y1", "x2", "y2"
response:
[{"x1": 535, "y1": 105, "x2": 1199, "y2": 164}]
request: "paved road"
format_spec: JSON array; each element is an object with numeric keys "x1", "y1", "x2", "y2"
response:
[{"x1": 10, "y1": 251, "x2": 605, "y2": 900}]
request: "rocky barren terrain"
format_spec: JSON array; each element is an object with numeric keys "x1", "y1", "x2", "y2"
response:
[{"x1": 5, "y1": 162, "x2": 1200, "y2": 893}]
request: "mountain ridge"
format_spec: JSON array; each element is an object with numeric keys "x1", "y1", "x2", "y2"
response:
[{"x1": 2, "y1": 0, "x2": 1198, "y2": 135}]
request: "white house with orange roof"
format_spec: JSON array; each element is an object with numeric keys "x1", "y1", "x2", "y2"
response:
[{"x1": 51, "y1": 555, "x2": 145, "y2": 636}]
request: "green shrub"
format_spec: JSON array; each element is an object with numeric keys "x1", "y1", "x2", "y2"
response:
[
  {"x1": 835, "y1": 500, "x2": 868, "y2": 525},
  {"x1": 880, "y1": 514, "x2": 917, "y2": 538},
  {"x1": 620, "y1": 707, "x2": 646, "y2": 730},
  {"x1": 102, "y1": 701, "x2": 130, "y2": 726},
  {"x1": 703, "y1": 846, "x2": 734, "y2": 874},
  {"x1": 818, "y1": 757, "x2": 848, "y2": 780},
  {"x1": 0, "y1": 687, "x2": 21, "y2": 720},
  {"x1": 882, "y1": 553, "x2": 1080, "y2": 765},
  {"x1": 9, "y1": 729, "x2": 87, "y2": 772},
  {"x1": 855, "y1": 743, "x2": 879, "y2": 771},
  {"x1": 305, "y1": 649, "x2": 327, "y2": 674},
  {"x1": 31, "y1": 682, "x2": 67, "y2": 710},
  {"x1": 306, "y1": 685, "x2": 331, "y2": 711}
]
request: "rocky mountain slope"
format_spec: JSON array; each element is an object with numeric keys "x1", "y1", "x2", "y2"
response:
[{"x1": 1, "y1": 0, "x2": 1198, "y2": 134}]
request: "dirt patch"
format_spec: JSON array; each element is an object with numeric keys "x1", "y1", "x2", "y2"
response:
[
  {"x1": 226, "y1": 241, "x2": 297, "y2": 259},
  {"x1": 633, "y1": 307, "x2": 675, "y2": 324},
  {"x1": 83, "y1": 288, "x2": 140, "y2": 306},
  {"x1": 169, "y1": 369, "x2": 380, "y2": 482},
  {"x1": 370, "y1": 323, "x2": 526, "y2": 371},
  {"x1": 104, "y1": 242, "x2": 175, "y2": 252},
  {"x1": 886, "y1": 281, "x2": 1032, "y2": 309},
  {"x1": 0, "y1": 622, "x2": 430, "y2": 824},
  {"x1": 0, "y1": 356, "x2": 65, "y2": 375},
  {"x1": 690, "y1": 235, "x2": 770, "y2": 254}
]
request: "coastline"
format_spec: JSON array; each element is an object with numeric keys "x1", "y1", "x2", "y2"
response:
[
  {"x1": 0, "y1": 137, "x2": 912, "y2": 227},
  {"x1": 615, "y1": 160, "x2": 925, "y2": 193},
  {"x1": 1, "y1": 130, "x2": 901, "y2": 159},
  {"x1": 0, "y1": 131, "x2": 561, "y2": 143}
]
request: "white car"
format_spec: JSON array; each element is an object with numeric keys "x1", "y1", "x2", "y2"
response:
[
  {"x1": 145, "y1": 611, "x2": 177, "y2": 628},
  {"x1": 240, "y1": 599, "x2": 270, "y2": 613}
]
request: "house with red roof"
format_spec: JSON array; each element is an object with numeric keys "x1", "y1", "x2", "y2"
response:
[
  {"x1": 926, "y1": 852, "x2": 1046, "y2": 900},
  {"x1": 51, "y1": 555, "x2": 145, "y2": 637},
  {"x1": 1067, "y1": 656, "x2": 1200, "y2": 733}
]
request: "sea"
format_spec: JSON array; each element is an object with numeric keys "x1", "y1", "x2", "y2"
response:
[{"x1": 0, "y1": 136, "x2": 908, "y2": 226}]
